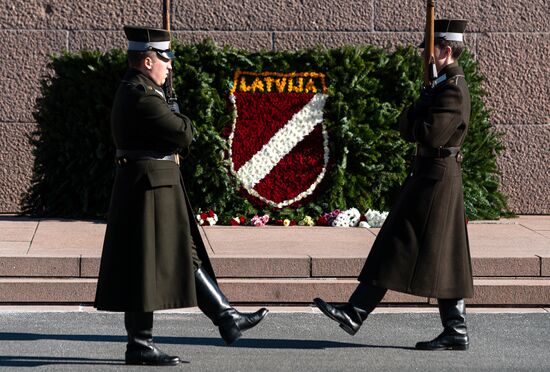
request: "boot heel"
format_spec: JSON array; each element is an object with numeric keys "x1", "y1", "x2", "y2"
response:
[
  {"x1": 339, "y1": 323, "x2": 358, "y2": 336},
  {"x1": 218, "y1": 317, "x2": 242, "y2": 345},
  {"x1": 450, "y1": 344, "x2": 469, "y2": 351}
]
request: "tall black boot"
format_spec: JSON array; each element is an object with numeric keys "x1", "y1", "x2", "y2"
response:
[
  {"x1": 415, "y1": 299, "x2": 469, "y2": 350},
  {"x1": 124, "y1": 312, "x2": 180, "y2": 366},
  {"x1": 313, "y1": 282, "x2": 387, "y2": 335},
  {"x1": 195, "y1": 268, "x2": 269, "y2": 345}
]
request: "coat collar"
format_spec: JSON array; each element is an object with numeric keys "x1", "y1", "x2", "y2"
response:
[
  {"x1": 122, "y1": 68, "x2": 166, "y2": 99},
  {"x1": 434, "y1": 62, "x2": 465, "y2": 87},
  {"x1": 123, "y1": 68, "x2": 161, "y2": 88}
]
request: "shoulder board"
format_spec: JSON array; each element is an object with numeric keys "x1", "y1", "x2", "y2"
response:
[
  {"x1": 121, "y1": 80, "x2": 149, "y2": 94},
  {"x1": 135, "y1": 84, "x2": 148, "y2": 93},
  {"x1": 137, "y1": 84, "x2": 166, "y2": 99},
  {"x1": 121, "y1": 79, "x2": 165, "y2": 99},
  {"x1": 448, "y1": 75, "x2": 465, "y2": 86}
]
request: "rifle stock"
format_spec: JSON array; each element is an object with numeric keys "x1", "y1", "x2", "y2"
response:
[{"x1": 424, "y1": 0, "x2": 437, "y2": 86}]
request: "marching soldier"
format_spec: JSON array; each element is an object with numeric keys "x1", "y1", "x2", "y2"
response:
[
  {"x1": 314, "y1": 19, "x2": 473, "y2": 351},
  {"x1": 94, "y1": 25, "x2": 268, "y2": 366}
]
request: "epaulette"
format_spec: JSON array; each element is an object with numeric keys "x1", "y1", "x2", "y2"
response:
[
  {"x1": 138, "y1": 84, "x2": 166, "y2": 99},
  {"x1": 447, "y1": 76, "x2": 458, "y2": 85},
  {"x1": 122, "y1": 80, "x2": 166, "y2": 99},
  {"x1": 448, "y1": 75, "x2": 465, "y2": 86},
  {"x1": 134, "y1": 83, "x2": 148, "y2": 93}
]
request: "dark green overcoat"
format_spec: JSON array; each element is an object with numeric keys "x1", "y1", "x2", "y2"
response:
[
  {"x1": 94, "y1": 68, "x2": 215, "y2": 312},
  {"x1": 358, "y1": 63, "x2": 474, "y2": 299}
]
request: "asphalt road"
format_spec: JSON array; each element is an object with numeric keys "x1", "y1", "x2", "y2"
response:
[{"x1": 0, "y1": 311, "x2": 549, "y2": 371}]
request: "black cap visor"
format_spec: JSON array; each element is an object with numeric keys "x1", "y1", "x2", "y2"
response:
[{"x1": 153, "y1": 48, "x2": 175, "y2": 60}]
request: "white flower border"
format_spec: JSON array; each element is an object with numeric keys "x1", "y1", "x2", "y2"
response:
[{"x1": 228, "y1": 93, "x2": 330, "y2": 209}]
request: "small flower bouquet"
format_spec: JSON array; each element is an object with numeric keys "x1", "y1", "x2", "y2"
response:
[
  {"x1": 331, "y1": 207, "x2": 361, "y2": 227},
  {"x1": 317, "y1": 209, "x2": 341, "y2": 226},
  {"x1": 230, "y1": 215, "x2": 247, "y2": 226},
  {"x1": 250, "y1": 214, "x2": 270, "y2": 227},
  {"x1": 196, "y1": 209, "x2": 218, "y2": 226},
  {"x1": 275, "y1": 218, "x2": 297, "y2": 226},
  {"x1": 298, "y1": 215, "x2": 315, "y2": 226},
  {"x1": 359, "y1": 209, "x2": 389, "y2": 228}
]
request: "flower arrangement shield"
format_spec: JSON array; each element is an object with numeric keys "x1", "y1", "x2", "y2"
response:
[{"x1": 228, "y1": 71, "x2": 329, "y2": 208}]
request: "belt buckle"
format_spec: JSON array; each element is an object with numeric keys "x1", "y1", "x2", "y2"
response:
[{"x1": 456, "y1": 152, "x2": 463, "y2": 163}]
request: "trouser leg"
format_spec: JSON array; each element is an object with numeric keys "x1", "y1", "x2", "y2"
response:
[
  {"x1": 190, "y1": 242, "x2": 202, "y2": 271},
  {"x1": 314, "y1": 282, "x2": 387, "y2": 335},
  {"x1": 125, "y1": 311, "x2": 153, "y2": 347}
]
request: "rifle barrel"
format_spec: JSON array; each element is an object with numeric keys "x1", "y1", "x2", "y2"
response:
[
  {"x1": 163, "y1": 0, "x2": 171, "y2": 31},
  {"x1": 424, "y1": 0, "x2": 436, "y2": 86}
]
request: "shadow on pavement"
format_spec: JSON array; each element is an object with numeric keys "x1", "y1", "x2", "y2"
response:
[
  {"x1": 0, "y1": 356, "x2": 122, "y2": 367},
  {"x1": 0, "y1": 332, "x2": 413, "y2": 350}
]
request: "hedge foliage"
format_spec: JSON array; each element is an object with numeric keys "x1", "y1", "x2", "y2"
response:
[{"x1": 24, "y1": 40, "x2": 508, "y2": 221}]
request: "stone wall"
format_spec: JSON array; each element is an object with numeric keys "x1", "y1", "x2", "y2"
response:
[{"x1": 0, "y1": 0, "x2": 548, "y2": 214}]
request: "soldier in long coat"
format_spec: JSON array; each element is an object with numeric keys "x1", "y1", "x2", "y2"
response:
[
  {"x1": 94, "y1": 26, "x2": 267, "y2": 366},
  {"x1": 314, "y1": 19, "x2": 473, "y2": 351}
]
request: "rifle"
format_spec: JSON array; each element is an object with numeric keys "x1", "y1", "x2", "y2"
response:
[
  {"x1": 162, "y1": 0, "x2": 176, "y2": 102},
  {"x1": 163, "y1": 0, "x2": 182, "y2": 164},
  {"x1": 424, "y1": 0, "x2": 438, "y2": 87}
]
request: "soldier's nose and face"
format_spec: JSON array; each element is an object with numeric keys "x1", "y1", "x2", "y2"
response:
[{"x1": 149, "y1": 55, "x2": 172, "y2": 86}]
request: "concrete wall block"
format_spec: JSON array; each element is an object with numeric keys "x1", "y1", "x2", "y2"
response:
[
  {"x1": 0, "y1": 279, "x2": 97, "y2": 303},
  {"x1": 69, "y1": 31, "x2": 127, "y2": 52},
  {"x1": 496, "y1": 124, "x2": 550, "y2": 214},
  {"x1": 218, "y1": 279, "x2": 427, "y2": 303},
  {"x1": 172, "y1": 0, "x2": 374, "y2": 31},
  {"x1": 311, "y1": 257, "x2": 366, "y2": 277},
  {"x1": 80, "y1": 256, "x2": 101, "y2": 278},
  {"x1": 274, "y1": 31, "x2": 422, "y2": 50},
  {"x1": 478, "y1": 33, "x2": 549, "y2": 125},
  {"x1": 0, "y1": 0, "x2": 163, "y2": 30},
  {"x1": 210, "y1": 257, "x2": 311, "y2": 278},
  {"x1": 469, "y1": 279, "x2": 550, "y2": 305},
  {"x1": 0, "y1": 122, "x2": 35, "y2": 213},
  {"x1": 374, "y1": 0, "x2": 549, "y2": 32},
  {"x1": 173, "y1": 32, "x2": 273, "y2": 51},
  {"x1": 541, "y1": 256, "x2": 550, "y2": 276},
  {"x1": 472, "y1": 257, "x2": 541, "y2": 277},
  {"x1": 0, "y1": 31, "x2": 68, "y2": 123},
  {"x1": 0, "y1": 257, "x2": 80, "y2": 277}
]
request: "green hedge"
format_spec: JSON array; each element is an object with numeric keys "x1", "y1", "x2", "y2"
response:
[{"x1": 24, "y1": 40, "x2": 508, "y2": 221}]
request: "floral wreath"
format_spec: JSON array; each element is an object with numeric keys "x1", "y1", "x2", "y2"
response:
[{"x1": 227, "y1": 71, "x2": 330, "y2": 208}]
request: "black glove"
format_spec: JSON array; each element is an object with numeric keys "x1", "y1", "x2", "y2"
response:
[{"x1": 168, "y1": 99, "x2": 180, "y2": 113}]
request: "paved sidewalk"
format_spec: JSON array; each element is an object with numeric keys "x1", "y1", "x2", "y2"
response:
[
  {"x1": 0, "y1": 215, "x2": 549, "y2": 305},
  {"x1": 1, "y1": 215, "x2": 548, "y2": 258}
]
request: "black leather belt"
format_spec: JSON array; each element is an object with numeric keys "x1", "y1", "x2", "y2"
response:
[
  {"x1": 416, "y1": 146, "x2": 461, "y2": 158},
  {"x1": 115, "y1": 149, "x2": 177, "y2": 165}
]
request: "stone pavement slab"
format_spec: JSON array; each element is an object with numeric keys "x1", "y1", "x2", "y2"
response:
[{"x1": 1, "y1": 215, "x2": 549, "y2": 261}]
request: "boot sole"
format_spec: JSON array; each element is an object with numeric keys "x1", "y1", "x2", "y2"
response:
[
  {"x1": 313, "y1": 298, "x2": 358, "y2": 336},
  {"x1": 125, "y1": 359, "x2": 180, "y2": 366},
  {"x1": 219, "y1": 310, "x2": 269, "y2": 346},
  {"x1": 415, "y1": 344, "x2": 469, "y2": 351},
  {"x1": 219, "y1": 318, "x2": 242, "y2": 346}
]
